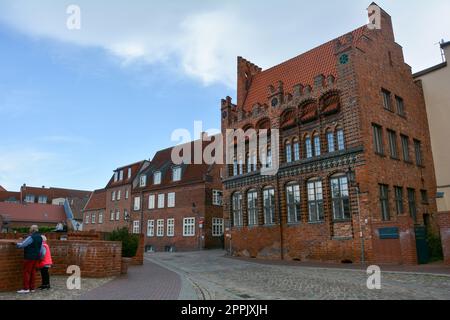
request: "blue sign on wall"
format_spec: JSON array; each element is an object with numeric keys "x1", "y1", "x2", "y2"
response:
[{"x1": 379, "y1": 227, "x2": 399, "y2": 239}]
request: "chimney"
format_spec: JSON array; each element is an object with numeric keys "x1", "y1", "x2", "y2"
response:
[{"x1": 441, "y1": 40, "x2": 450, "y2": 62}]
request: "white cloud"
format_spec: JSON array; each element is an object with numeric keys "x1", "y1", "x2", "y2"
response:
[{"x1": 0, "y1": 0, "x2": 448, "y2": 87}]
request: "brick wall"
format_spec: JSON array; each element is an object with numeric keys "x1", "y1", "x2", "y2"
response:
[
  {"x1": 131, "y1": 233, "x2": 144, "y2": 265},
  {"x1": 437, "y1": 212, "x2": 450, "y2": 265},
  {"x1": 0, "y1": 239, "x2": 122, "y2": 292}
]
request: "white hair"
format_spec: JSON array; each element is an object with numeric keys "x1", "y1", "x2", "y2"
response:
[{"x1": 30, "y1": 225, "x2": 39, "y2": 233}]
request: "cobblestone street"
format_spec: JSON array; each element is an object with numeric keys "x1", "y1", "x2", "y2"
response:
[{"x1": 146, "y1": 250, "x2": 450, "y2": 300}]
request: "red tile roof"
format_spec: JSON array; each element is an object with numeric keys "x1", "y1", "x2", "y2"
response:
[
  {"x1": 0, "y1": 202, "x2": 66, "y2": 224},
  {"x1": 106, "y1": 161, "x2": 146, "y2": 188},
  {"x1": 242, "y1": 26, "x2": 366, "y2": 111},
  {"x1": 83, "y1": 189, "x2": 106, "y2": 211},
  {"x1": 20, "y1": 186, "x2": 91, "y2": 201},
  {"x1": 0, "y1": 186, "x2": 6, "y2": 192}
]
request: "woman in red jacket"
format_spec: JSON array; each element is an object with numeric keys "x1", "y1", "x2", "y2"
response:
[{"x1": 39, "y1": 235, "x2": 53, "y2": 290}]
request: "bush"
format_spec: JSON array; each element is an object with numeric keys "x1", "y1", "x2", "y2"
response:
[
  {"x1": 427, "y1": 233, "x2": 443, "y2": 262},
  {"x1": 12, "y1": 226, "x2": 55, "y2": 234},
  {"x1": 107, "y1": 227, "x2": 139, "y2": 258}
]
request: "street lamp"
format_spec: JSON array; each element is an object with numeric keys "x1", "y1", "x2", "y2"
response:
[{"x1": 347, "y1": 167, "x2": 365, "y2": 265}]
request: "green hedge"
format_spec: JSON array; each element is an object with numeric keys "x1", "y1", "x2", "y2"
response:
[
  {"x1": 12, "y1": 226, "x2": 55, "y2": 234},
  {"x1": 106, "y1": 227, "x2": 139, "y2": 258}
]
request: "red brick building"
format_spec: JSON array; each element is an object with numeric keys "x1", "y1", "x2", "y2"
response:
[
  {"x1": 82, "y1": 189, "x2": 107, "y2": 232},
  {"x1": 221, "y1": 4, "x2": 437, "y2": 264},
  {"x1": 132, "y1": 139, "x2": 224, "y2": 252}
]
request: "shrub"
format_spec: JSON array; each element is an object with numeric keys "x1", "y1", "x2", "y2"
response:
[
  {"x1": 12, "y1": 226, "x2": 55, "y2": 234},
  {"x1": 427, "y1": 233, "x2": 443, "y2": 262},
  {"x1": 107, "y1": 227, "x2": 139, "y2": 258}
]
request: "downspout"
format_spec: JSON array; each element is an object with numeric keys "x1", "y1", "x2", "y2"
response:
[{"x1": 276, "y1": 173, "x2": 284, "y2": 261}]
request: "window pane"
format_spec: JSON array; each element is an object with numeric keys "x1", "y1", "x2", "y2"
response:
[
  {"x1": 327, "y1": 132, "x2": 335, "y2": 153},
  {"x1": 337, "y1": 130, "x2": 345, "y2": 151}
]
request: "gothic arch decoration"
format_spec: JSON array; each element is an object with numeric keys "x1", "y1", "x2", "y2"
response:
[
  {"x1": 320, "y1": 91, "x2": 341, "y2": 116},
  {"x1": 256, "y1": 118, "x2": 271, "y2": 130},
  {"x1": 299, "y1": 99, "x2": 318, "y2": 123},
  {"x1": 280, "y1": 108, "x2": 297, "y2": 129}
]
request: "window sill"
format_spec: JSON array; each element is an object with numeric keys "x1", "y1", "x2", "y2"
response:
[
  {"x1": 375, "y1": 152, "x2": 386, "y2": 158},
  {"x1": 333, "y1": 219, "x2": 352, "y2": 224},
  {"x1": 404, "y1": 160, "x2": 414, "y2": 165},
  {"x1": 390, "y1": 157, "x2": 401, "y2": 161},
  {"x1": 287, "y1": 222, "x2": 301, "y2": 226},
  {"x1": 308, "y1": 221, "x2": 325, "y2": 225}
]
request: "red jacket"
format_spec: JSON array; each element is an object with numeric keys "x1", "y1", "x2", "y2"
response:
[{"x1": 39, "y1": 243, "x2": 53, "y2": 268}]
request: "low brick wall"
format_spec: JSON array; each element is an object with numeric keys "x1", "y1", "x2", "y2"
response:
[
  {"x1": 0, "y1": 239, "x2": 122, "y2": 292},
  {"x1": 437, "y1": 212, "x2": 450, "y2": 265},
  {"x1": 131, "y1": 234, "x2": 145, "y2": 266}
]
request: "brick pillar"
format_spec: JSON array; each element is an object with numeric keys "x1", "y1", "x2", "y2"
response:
[
  {"x1": 398, "y1": 215, "x2": 418, "y2": 265},
  {"x1": 131, "y1": 234, "x2": 145, "y2": 266},
  {"x1": 0, "y1": 240, "x2": 23, "y2": 292},
  {"x1": 437, "y1": 212, "x2": 450, "y2": 265}
]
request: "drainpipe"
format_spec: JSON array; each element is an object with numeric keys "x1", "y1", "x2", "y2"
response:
[{"x1": 276, "y1": 172, "x2": 284, "y2": 261}]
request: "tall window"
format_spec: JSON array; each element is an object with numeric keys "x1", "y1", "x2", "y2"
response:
[
  {"x1": 157, "y1": 219, "x2": 164, "y2": 237},
  {"x1": 388, "y1": 130, "x2": 399, "y2": 159},
  {"x1": 119, "y1": 170, "x2": 124, "y2": 181},
  {"x1": 233, "y1": 158, "x2": 238, "y2": 176},
  {"x1": 168, "y1": 192, "x2": 176, "y2": 208},
  {"x1": 414, "y1": 139, "x2": 423, "y2": 166},
  {"x1": 337, "y1": 129, "x2": 345, "y2": 151},
  {"x1": 394, "y1": 186, "x2": 404, "y2": 215},
  {"x1": 401, "y1": 135, "x2": 410, "y2": 162},
  {"x1": 158, "y1": 194, "x2": 165, "y2": 208},
  {"x1": 114, "y1": 171, "x2": 118, "y2": 182},
  {"x1": 124, "y1": 209, "x2": 129, "y2": 221},
  {"x1": 110, "y1": 211, "x2": 114, "y2": 221},
  {"x1": 408, "y1": 188, "x2": 417, "y2": 221},
  {"x1": 85, "y1": 214, "x2": 90, "y2": 224},
  {"x1": 133, "y1": 196, "x2": 141, "y2": 211},
  {"x1": 212, "y1": 218, "x2": 224, "y2": 237},
  {"x1": 372, "y1": 124, "x2": 384, "y2": 155},
  {"x1": 148, "y1": 194, "x2": 155, "y2": 210},
  {"x1": 305, "y1": 137, "x2": 313, "y2": 158},
  {"x1": 127, "y1": 168, "x2": 132, "y2": 179},
  {"x1": 140, "y1": 175, "x2": 147, "y2": 187},
  {"x1": 91, "y1": 213, "x2": 96, "y2": 224},
  {"x1": 382, "y1": 89, "x2": 393, "y2": 111},
  {"x1": 154, "y1": 171, "x2": 162, "y2": 185},
  {"x1": 307, "y1": 179, "x2": 324, "y2": 222},
  {"x1": 247, "y1": 152, "x2": 257, "y2": 172},
  {"x1": 125, "y1": 189, "x2": 129, "y2": 199},
  {"x1": 285, "y1": 141, "x2": 292, "y2": 163},
  {"x1": 115, "y1": 210, "x2": 120, "y2": 221},
  {"x1": 330, "y1": 175, "x2": 350, "y2": 220},
  {"x1": 183, "y1": 218, "x2": 195, "y2": 236},
  {"x1": 132, "y1": 221, "x2": 140, "y2": 234},
  {"x1": 172, "y1": 167, "x2": 182, "y2": 181},
  {"x1": 38, "y1": 196, "x2": 47, "y2": 204},
  {"x1": 327, "y1": 131, "x2": 335, "y2": 153},
  {"x1": 147, "y1": 220, "x2": 155, "y2": 237},
  {"x1": 167, "y1": 219, "x2": 175, "y2": 237},
  {"x1": 379, "y1": 184, "x2": 390, "y2": 221},
  {"x1": 421, "y1": 190, "x2": 429, "y2": 204},
  {"x1": 238, "y1": 157, "x2": 244, "y2": 175},
  {"x1": 293, "y1": 139, "x2": 300, "y2": 161},
  {"x1": 247, "y1": 190, "x2": 258, "y2": 226},
  {"x1": 263, "y1": 187, "x2": 275, "y2": 225},
  {"x1": 286, "y1": 183, "x2": 301, "y2": 223},
  {"x1": 212, "y1": 190, "x2": 223, "y2": 206},
  {"x1": 314, "y1": 134, "x2": 321, "y2": 156},
  {"x1": 266, "y1": 147, "x2": 273, "y2": 168},
  {"x1": 111, "y1": 191, "x2": 116, "y2": 202},
  {"x1": 232, "y1": 193, "x2": 243, "y2": 227},
  {"x1": 395, "y1": 96, "x2": 405, "y2": 117}
]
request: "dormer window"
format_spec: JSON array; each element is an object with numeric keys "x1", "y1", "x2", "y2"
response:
[
  {"x1": 119, "y1": 170, "x2": 124, "y2": 181},
  {"x1": 140, "y1": 175, "x2": 147, "y2": 187},
  {"x1": 172, "y1": 167, "x2": 182, "y2": 182},
  {"x1": 127, "y1": 168, "x2": 132, "y2": 179},
  {"x1": 114, "y1": 171, "x2": 119, "y2": 182},
  {"x1": 154, "y1": 172, "x2": 162, "y2": 185}
]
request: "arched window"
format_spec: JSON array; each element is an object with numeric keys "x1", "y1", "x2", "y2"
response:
[
  {"x1": 262, "y1": 146, "x2": 273, "y2": 169},
  {"x1": 327, "y1": 130, "x2": 335, "y2": 153},
  {"x1": 307, "y1": 179, "x2": 324, "y2": 222},
  {"x1": 246, "y1": 153, "x2": 252, "y2": 173},
  {"x1": 330, "y1": 174, "x2": 350, "y2": 220},
  {"x1": 285, "y1": 141, "x2": 292, "y2": 163},
  {"x1": 305, "y1": 136, "x2": 313, "y2": 159},
  {"x1": 263, "y1": 187, "x2": 275, "y2": 225},
  {"x1": 314, "y1": 134, "x2": 321, "y2": 157},
  {"x1": 232, "y1": 193, "x2": 243, "y2": 227},
  {"x1": 238, "y1": 156, "x2": 244, "y2": 175},
  {"x1": 286, "y1": 183, "x2": 301, "y2": 223},
  {"x1": 247, "y1": 189, "x2": 258, "y2": 226},
  {"x1": 293, "y1": 138, "x2": 300, "y2": 161},
  {"x1": 232, "y1": 158, "x2": 238, "y2": 176},
  {"x1": 337, "y1": 128, "x2": 345, "y2": 151}
]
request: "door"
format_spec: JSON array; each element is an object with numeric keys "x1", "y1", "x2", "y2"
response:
[{"x1": 415, "y1": 226, "x2": 430, "y2": 264}]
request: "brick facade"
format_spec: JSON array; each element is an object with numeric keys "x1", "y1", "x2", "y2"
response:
[
  {"x1": 221, "y1": 5, "x2": 438, "y2": 265},
  {"x1": 437, "y1": 212, "x2": 450, "y2": 265}
]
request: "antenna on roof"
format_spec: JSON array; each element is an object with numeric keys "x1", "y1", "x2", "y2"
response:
[{"x1": 437, "y1": 39, "x2": 446, "y2": 62}]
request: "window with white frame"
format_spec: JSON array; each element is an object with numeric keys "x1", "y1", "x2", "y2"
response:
[
  {"x1": 91, "y1": 213, "x2": 96, "y2": 224},
  {"x1": 134, "y1": 196, "x2": 141, "y2": 211},
  {"x1": 127, "y1": 168, "x2": 132, "y2": 179},
  {"x1": 308, "y1": 179, "x2": 324, "y2": 222},
  {"x1": 286, "y1": 183, "x2": 301, "y2": 223},
  {"x1": 148, "y1": 194, "x2": 155, "y2": 209},
  {"x1": 110, "y1": 211, "x2": 114, "y2": 221},
  {"x1": 157, "y1": 219, "x2": 164, "y2": 237},
  {"x1": 114, "y1": 171, "x2": 118, "y2": 182},
  {"x1": 212, "y1": 218, "x2": 224, "y2": 237},
  {"x1": 38, "y1": 196, "x2": 47, "y2": 204},
  {"x1": 168, "y1": 193, "x2": 175, "y2": 208},
  {"x1": 337, "y1": 129, "x2": 345, "y2": 151},
  {"x1": 85, "y1": 214, "x2": 90, "y2": 224},
  {"x1": 140, "y1": 175, "x2": 147, "y2": 187},
  {"x1": 314, "y1": 134, "x2": 321, "y2": 156},
  {"x1": 111, "y1": 191, "x2": 116, "y2": 201},
  {"x1": 172, "y1": 167, "x2": 182, "y2": 182},
  {"x1": 117, "y1": 190, "x2": 121, "y2": 201},
  {"x1": 115, "y1": 210, "x2": 120, "y2": 221},
  {"x1": 212, "y1": 190, "x2": 223, "y2": 206},
  {"x1": 133, "y1": 221, "x2": 140, "y2": 234},
  {"x1": 125, "y1": 189, "x2": 129, "y2": 199},
  {"x1": 330, "y1": 175, "x2": 350, "y2": 220},
  {"x1": 119, "y1": 170, "x2": 124, "y2": 181},
  {"x1": 232, "y1": 192, "x2": 243, "y2": 227},
  {"x1": 158, "y1": 194, "x2": 165, "y2": 208},
  {"x1": 124, "y1": 209, "x2": 129, "y2": 221},
  {"x1": 99, "y1": 211, "x2": 104, "y2": 224},
  {"x1": 263, "y1": 187, "x2": 276, "y2": 225},
  {"x1": 247, "y1": 189, "x2": 258, "y2": 226},
  {"x1": 293, "y1": 139, "x2": 300, "y2": 161},
  {"x1": 285, "y1": 141, "x2": 292, "y2": 163},
  {"x1": 183, "y1": 218, "x2": 195, "y2": 237},
  {"x1": 154, "y1": 172, "x2": 161, "y2": 185},
  {"x1": 327, "y1": 131, "x2": 335, "y2": 153},
  {"x1": 147, "y1": 220, "x2": 154, "y2": 237},
  {"x1": 305, "y1": 137, "x2": 313, "y2": 158},
  {"x1": 167, "y1": 218, "x2": 175, "y2": 237}
]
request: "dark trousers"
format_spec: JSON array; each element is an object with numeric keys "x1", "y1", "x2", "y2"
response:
[
  {"x1": 23, "y1": 260, "x2": 39, "y2": 290},
  {"x1": 40, "y1": 267, "x2": 50, "y2": 287}
]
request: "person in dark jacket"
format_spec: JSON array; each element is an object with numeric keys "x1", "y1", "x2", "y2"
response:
[{"x1": 16, "y1": 225, "x2": 43, "y2": 294}]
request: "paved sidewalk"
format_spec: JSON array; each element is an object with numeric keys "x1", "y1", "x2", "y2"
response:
[{"x1": 80, "y1": 259, "x2": 184, "y2": 300}]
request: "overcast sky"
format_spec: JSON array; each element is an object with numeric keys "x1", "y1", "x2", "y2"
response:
[{"x1": 0, "y1": 0, "x2": 449, "y2": 191}]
